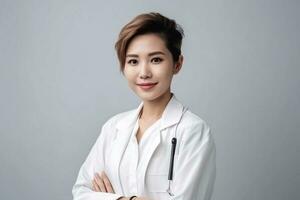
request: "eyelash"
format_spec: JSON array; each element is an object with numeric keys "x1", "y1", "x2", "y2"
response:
[
  {"x1": 127, "y1": 57, "x2": 163, "y2": 65},
  {"x1": 152, "y1": 57, "x2": 163, "y2": 63}
]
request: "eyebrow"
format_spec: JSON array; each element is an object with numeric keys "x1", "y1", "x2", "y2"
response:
[{"x1": 126, "y1": 51, "x2": 166, "y2": 57}]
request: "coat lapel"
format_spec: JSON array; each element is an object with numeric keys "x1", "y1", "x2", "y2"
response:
[
  {"x1": 137, "y1": 129, "x2": 161, "y2": 194},
  {"x1": 109, "y1": 102, "x2": 143, "y2": 194},
  {"x1": 138, "y1": 94, "x2": 185, "y2": 194}
]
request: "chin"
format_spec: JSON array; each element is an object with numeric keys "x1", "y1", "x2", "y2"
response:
[
  {"x1": 136, "y1": 91, "x2": 170, "y2": 103},
  {"x1": 133, "y1": 91, "x2": 158, "y2": 101},
  {"x1": 138, "y1": 94, "x2": 158, "y2": 102}
]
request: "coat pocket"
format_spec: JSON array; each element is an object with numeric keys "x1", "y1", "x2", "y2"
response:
[
  {"x1": 146, "y1": 174, "x2": 169, "y2": 192},
  {"x1": 146, "y1": 174, "x2": 171, "y2": 200}
]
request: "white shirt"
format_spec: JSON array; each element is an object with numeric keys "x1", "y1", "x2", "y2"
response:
[{"x1": 119, "y1": 116, "x2": 162, "y2": 196}]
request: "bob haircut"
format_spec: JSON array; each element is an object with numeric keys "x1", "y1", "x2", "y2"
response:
[{"x1": 115, "y1": 12, "x2": 184, "y2": 72}]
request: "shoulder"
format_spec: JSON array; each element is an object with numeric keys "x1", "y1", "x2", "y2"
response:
[
  {"x1": 178, "y1": 109, "x2": 213, "y2": 145},
  {"x1": 96, "y1": 108, "x2": 136, "y2": 145},
  {"x1": 180, "y1": 109, "x2": 210, "y2": 132},
  {"x1": 101, "y1": 108, "x2": 136, "y2": 130}
]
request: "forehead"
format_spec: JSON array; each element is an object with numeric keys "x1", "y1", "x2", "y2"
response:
[{"x1": 126, "y1": 33, "x2": 169, "y2": 55}]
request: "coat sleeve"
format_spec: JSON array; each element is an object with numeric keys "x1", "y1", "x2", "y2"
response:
[
  {"x1": 72, "y1": 120, "x2": 123, "y2": 200},
  {"x1": 171, "y1": 121, "x2": 216, "y2": 200}
]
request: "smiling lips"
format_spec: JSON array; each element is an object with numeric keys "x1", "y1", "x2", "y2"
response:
[{"x1": 136, "y1": 82, "x2": 158, "y2": 90}]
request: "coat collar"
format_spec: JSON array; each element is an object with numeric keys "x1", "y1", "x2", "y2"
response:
[{"x1": 116, "y1": 93, "x2": 185, "y2": 131}]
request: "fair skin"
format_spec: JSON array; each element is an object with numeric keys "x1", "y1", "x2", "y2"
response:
[{"x1": 92, "y1": 33, "x2": 183, "y2": 200}]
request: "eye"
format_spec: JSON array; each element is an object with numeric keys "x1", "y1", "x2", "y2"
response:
[
  {"x1": 151, "y1": 57, "x2": 163, "y2": 64},
  {"x1": 127, "y1": 59, "x2": 138, "y2": 66}
]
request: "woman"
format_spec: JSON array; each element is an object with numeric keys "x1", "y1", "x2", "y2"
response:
[{"x1": 72, "y1": 12, "x2": 216, "y2": 200}]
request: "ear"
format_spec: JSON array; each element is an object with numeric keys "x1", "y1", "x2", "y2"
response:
[{"x1": 173, "y1": 55, "x2": 184, "y2": 74}]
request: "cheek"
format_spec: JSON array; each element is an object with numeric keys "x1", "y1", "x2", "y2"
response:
[
  {"x1": 124, "y1": 72, "x2": 139, "y2": 91},
  {"x1": 157, "y1": 69, "x2": 174, "y2": 82},
  {"x1": 123, "y1": 70, "x2": 135, "y2": 82}
]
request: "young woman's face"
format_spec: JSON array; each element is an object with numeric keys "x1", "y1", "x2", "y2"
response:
[{"x1": 123, "y1": 33, "x2": 182, "y2": 102}]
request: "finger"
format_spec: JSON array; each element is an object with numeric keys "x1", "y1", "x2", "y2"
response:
[
  {"x1": 92, "y1": 179, "x2": 100, "y2": 192},
  {"x1": 101, "y1": 171, "x2": 115, "y2": 193},
  {"x1": 92, "y1": 180, "x2": 95, "y2": 191},
  {"x1": 92, "y1": 179, "x2": 96, "y2": 191},
  {"x1": 94, "y1": 173, "x2": 107, "y2": 192}
]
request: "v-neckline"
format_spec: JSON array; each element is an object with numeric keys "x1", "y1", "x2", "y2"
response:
[{"x1": 135, "y1": 117, "x2": 161, "y2": 145}]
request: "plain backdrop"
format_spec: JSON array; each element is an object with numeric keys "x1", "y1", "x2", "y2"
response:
[{"x1": 0, "y1": 0, "x2": 299, "y2": 200}]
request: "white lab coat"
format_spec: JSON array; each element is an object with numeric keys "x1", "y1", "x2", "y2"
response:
[{"x1": 72, "y1": 94, "x2": 216, "y2": 200}]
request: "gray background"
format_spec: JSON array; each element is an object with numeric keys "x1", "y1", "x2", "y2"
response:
[{"x1": 0, "y1": 0, "x2": 299, "y2": 200}]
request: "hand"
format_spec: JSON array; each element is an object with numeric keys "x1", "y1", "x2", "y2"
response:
[
  {"x1": 92, "y1": 171, "x2": 115, "y2": 193},
  {"x1": 135, "y1": 197, "x2": 151, "y2": 200},
  {"x1": 117, "y1": 196, "x2": 151, "y2": 200}
]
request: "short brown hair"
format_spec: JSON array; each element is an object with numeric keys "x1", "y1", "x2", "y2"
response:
[{"x1": 115, "y1": 12, "x2": 184, "y2": 72}]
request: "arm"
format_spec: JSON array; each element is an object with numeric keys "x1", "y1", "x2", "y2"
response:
[
  {"x1": 171, "y1": 121, "x2": 216, "y2": 200},
  {"x1": 72, "y1": 122, "x2": 124, "y2": 200}
]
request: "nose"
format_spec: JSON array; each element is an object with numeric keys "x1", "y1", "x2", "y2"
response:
[{"x1": 139, "y1": 61, "x2": 152, "y2": 79}]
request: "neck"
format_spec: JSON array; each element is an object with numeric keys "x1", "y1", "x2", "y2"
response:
[{"x1": 139, "y1": 91, "x2": 173, "y2": 121}]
